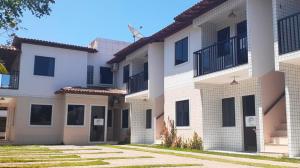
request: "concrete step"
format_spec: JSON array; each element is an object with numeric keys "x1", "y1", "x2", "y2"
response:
[
  {"x1": 270, "y1": 136, "x2": 288, "y2": 145},
  {"x1": 264, "y1": 144, "x2": 288, "y2": 154},
  {"x1": 272, "y1": 130, "x2": 287, "y2": 137}
]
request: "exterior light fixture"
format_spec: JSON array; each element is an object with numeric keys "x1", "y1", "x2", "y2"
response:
[
  {"x1": 230, "y1": 76, "x2": 239, "y2": 85},
  {"x1": 228, "y1": 10, "x2": 237, "y2": 19}
]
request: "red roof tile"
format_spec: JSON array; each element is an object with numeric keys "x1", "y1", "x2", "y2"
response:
[
  {"x1": 55, "y1": 87, "x2": 126, "y2": 96},
  {"x1": 107, "y1": 0, "x2": 227, "y2": 64},
  {"x1": 13, "y1": 36, "x2": 97, "y2": 53}
]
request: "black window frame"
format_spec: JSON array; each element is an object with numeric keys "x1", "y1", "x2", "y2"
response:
[
  {"x1": 123, "y1": 65, "x2": 130, "y2": 83},
  {"x1": 175, "y1": 99, "x2": 190, "y2": 127},
  {"x1": 100, "y1": 66, "x2": 113, "y2": 85},
  {"x1": 222, "y1": 97, "x2": 236, "y2": 127},
  {"x1": 107, "y1": 109, "x2": 113, "y2": 127},
  {"x1": 146, "y1": 109, "x2": 152, "y2": 129},
  {"x1": 175, "y1": 37, "x2": 189, "y2": 66},
  {"x1": 87, "y1": 65, "x2": 94, "y2": 85},
  {"x1": 122, "y1": 109, "x2": 129, "y2": 128},
  {"x1": 34, "y1": 56, "x2": 55, "y2": 77},
  {"x1": 30, "y1": 104, "x2": 52, "y2": 126},
  {"x1": 67, "y1": 105, "x2": 85, "y2": 126}
]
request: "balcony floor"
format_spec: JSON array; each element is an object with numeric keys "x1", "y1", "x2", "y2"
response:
[
  {"x1": 279, "y1": 50, "x2": 300, "y2": 66},
  {"x1": 125, "y1": 90, "x2": 149, "y2": 102},
  {"x1": 194, "y1": 64, "x2": 250, "y2": 84}
]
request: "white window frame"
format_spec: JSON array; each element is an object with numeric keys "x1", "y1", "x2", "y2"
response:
[{"x1": 65, "y1": 104, "x2": 86, "y2": 127}]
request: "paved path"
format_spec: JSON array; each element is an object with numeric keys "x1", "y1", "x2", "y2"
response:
[{"x1": 46, "y1": 145, "x2": 254, "y2": 168}]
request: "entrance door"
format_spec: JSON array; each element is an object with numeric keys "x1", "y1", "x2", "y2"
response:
[
  {"x1": 90, "y1": 106, "x2": 106, "y2": 142},
  {"x1": 217, "y1": 27, "x2": 232, "y2": 68},
  {"x1": 237, "y1": 20, "x2": 248, "y2": 64},
  {"x1": 0, "y1": 107, "x2": 7, "y2": 140},
  {"x1": 242, "y1": 95, "x2": 257, "y2": 152}
]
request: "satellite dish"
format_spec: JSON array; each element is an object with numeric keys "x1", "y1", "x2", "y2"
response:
[{"x1": 128, "y1": 24, "x2": 144, "y2": 42}]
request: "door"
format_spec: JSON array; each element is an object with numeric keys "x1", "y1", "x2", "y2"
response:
[
  {"x1": 90, "y1": 106, "x2": 106, "y2": 142},
  {"x1": 237, "y1": 20, "x2": 248, "y2": 64},
  {"x1": 217, "y1": 27, "x2": 231, "y2": 68},
  {"x1": 242, "y1": 95, "x2": 257, "y2": 152}
]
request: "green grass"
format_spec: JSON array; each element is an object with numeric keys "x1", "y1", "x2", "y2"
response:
[
  {"x1": 106, "y1": 145, "x2": 295, "y2": 168},
  {"x1": 113, "y1": 164, "x2": 203, "y2": 168},
  {"x1": 103, "y1": 156, "x2": 154, "y2": 160},
  {"x1": 130, "y1": 144, "x2": 300, "y2": 164},
  {"x1": 5, "y1": 160, "x2": 109, "y2": 168}
]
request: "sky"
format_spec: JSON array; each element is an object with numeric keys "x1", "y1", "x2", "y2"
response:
[{"x1": 0, "y1": 0, "x2": 199, "y2": 46}]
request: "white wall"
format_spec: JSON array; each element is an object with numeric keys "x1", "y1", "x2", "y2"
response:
[
  {"x1": 163, "y1": 25, "x2": 203, "y2": 139},
  {"x1": 88, "y1": 38, "x2": 129, "y2": 87},
  {"x1": 16, "y1": 44, "x2": 88, "y2": 97},
  {"x1": 247, "y1": 0, "x2": 275, "y2": 77},
  {"x1": 148, "y1": 42, "x2": 164, "y2": 99}
]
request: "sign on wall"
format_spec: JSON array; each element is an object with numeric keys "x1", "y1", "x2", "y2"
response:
[
  {"x1": 245, "y1": 116, "x2": 256, "y2": 127},
  {"x1": 94, "y1": 118, "x2": 104, "y2": 126}
]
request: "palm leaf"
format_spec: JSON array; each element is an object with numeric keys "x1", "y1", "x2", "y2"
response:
[{"x1": 0, "y1": 63, "x2": 8, "y2": 74}]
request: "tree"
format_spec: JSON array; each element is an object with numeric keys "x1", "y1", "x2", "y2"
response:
[
  {"x1": 0, "y1": 0, "x2": 55, "y2": 31},
  {"x1": 0, "y1": 0, "x2": 55, "y2": 73}
]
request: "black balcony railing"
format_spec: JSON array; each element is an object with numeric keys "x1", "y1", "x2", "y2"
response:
[
  {"x1": 194, "y1": 35, "x2": 248, "y2": 77},
  {"x1": 0, "y1": 71, "x2": 19, "y2": 89},
  {"x1": 278, "y1": 12, "x2": 300, "y2": 55},
  {"x1": 127, "y1": 71, "x2": 148, "y2": 94}
]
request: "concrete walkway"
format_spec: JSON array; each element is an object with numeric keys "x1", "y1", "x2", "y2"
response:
[
  {"x1": 47, "y1": 145, "x2": 256, "y2": 168},
  {"x1": 116, "y1": 145, "x2": 300, "y2": 168}
]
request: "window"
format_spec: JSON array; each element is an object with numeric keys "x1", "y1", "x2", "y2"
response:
[
  {"x1": 222, "y1": 97, "x2": 235, "y2": 127},
  {"x1": 30, "y1": 104, "x2": 52, "y2": 125},
  {"x1": 123, "y1": 65, "x2": 130, "y2": 83},
  {"x1": 87, "y1": 65, "x2": 94, "y2": 85},
  {"x1": 175, "y1": 37, "x2": 188, "y2": 65},
  {"x1": 108, "y1": 110, "x2": 113, "y2": 127},
  {"x1": 122, "y1": 109, "x2": 129, "y2": 128},
  {"x1": 144, "y1": 62, "x2": 148, "y2": 81},
  {"x1": 34, "y1": 56, "x2": 55, "y2": 76},
  {"x1": 67, "y1": 105, "x2": 84, "y2": 126},
  {"x1": 176, "y1": 100, "x2": 189, "y2": 127},
  {"x1": 146, "y1": 109, "x2": 152, "y2": 129},
  {"x1": 100, "y1": 67, "x2": 113, "y2": 84}
]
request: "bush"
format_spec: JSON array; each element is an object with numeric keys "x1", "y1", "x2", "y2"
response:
[
  {"x1": 161, "y1": 118, "x2": 176, "y2": 147},
  {"x1": 171, "y1": 136, "x2": 182, "y2": 148},
  {"x1": 188, "y1": 132, "x2": 203, "y2": 150}
]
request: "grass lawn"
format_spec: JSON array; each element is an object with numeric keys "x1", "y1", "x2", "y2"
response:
[
  {"x1": 0, "y1": 145, "x2": 203, "y2": 168},
  {"x1": 106, "y1": 145, "x2": 296, "y2": 168},
  {"x1": 130, "y1": 144, "x2": 300, "y2": 164}
]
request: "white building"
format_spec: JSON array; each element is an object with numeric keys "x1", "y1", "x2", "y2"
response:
[{"x1": 1, "y1": 0, "x2": 300, "y2": 158}]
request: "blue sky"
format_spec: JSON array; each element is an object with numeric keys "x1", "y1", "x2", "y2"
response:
[{"x1": 1, "y1": 0, "x2": 199, "y2": 46}]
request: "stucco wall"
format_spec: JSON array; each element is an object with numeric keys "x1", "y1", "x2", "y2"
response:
[
  {"x1": 63, "y1": 94, "x2": 108, "y2": 145},
  {"x1": 12, "y1": 96, "x2": 65, "y2": 144}
]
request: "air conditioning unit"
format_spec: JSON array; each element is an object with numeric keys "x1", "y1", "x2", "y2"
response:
[{"x1": 112, "y1": 63, "x2": 119, "y2": 72}]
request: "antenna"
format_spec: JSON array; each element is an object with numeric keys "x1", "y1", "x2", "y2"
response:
[{"x1": 128, "y1": 24, "x2": 144, "y2": 42}]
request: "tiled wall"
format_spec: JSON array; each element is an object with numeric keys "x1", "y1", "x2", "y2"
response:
[
  {"x1": 279, "y1": 63, "x2": 300, "y2": 157},
  {"x1": 199, "y1": 78, "x2": 263, "y2": 152},
  {"x1": 164, "y1": 84, "x2": 203, "y2": 140},
  {"x1": 129, "y1": 99, "x2": 154, "y2": 144}
]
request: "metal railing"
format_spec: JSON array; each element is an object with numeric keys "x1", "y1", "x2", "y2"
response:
[
  {"x1": 194, "y1": 35, "x2": 248, "y2": 77},
  {"x1": 278, "y1": 12, "x2": 300, "y2": 55},
  {"x1": 127, "y1": 71, "x2": 148, "y2": 94},
  {"x1": 0, "y1": 71, "x2": 19, "y2": 89}
]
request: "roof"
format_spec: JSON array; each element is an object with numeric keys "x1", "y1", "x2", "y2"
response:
[
  {"x1": 12, "y1": 36, "x2": 98, "y2": 53},
  {"x1": 55, "y1": 87, "x2": 126, "y2": 96},
  {"x1": 108, "y1": 0, "x2": 227, "y2": 64}
]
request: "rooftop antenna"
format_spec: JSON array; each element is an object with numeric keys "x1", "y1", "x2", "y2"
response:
[{"x1": 128, "y1": 24, "x2": 144, "y2": 42}]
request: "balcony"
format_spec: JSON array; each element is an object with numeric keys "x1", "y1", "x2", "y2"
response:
[
  {"x1": 194, "y1": 35, "x2": 248, "y2": 77},
  {"x1": 278, "y1": 12, "x2": 300, "y2": 55},
  {"x1": 127, "y1": 72, "x2": 148, "y2": 94},
  {"x1": 0, "y1": 72, "x2": 19, "y2": 89}
]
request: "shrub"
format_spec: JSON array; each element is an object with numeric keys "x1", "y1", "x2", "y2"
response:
[
  {"x1": 188, "y1": 132, "x2": 203, "y2": 150},
  {"x1": 161, "y1": 118, "x2": 176, "y2": 147},
  {"x1": 172, "y1": 136, "x2": 182, "y2": 148}
]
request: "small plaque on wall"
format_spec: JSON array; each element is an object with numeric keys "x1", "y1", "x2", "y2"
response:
[
  {"x1": 245, "y1": 116, "x2": 256, "y2": 127},
  {"x1": 94, "y1": 118, "x2": 104, "y2": 126}
]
